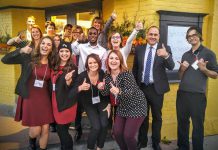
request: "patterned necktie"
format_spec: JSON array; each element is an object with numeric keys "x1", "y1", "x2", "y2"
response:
[{"x1": 144, "y1": 46, "x2": 153, "y2": 85}]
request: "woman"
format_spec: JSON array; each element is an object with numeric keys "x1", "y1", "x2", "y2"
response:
[
  {"x1": 99, "y1": 50, "x2": 147, "y2": 150},
  {"x1": 53, "y1": 34, "x2": 61, "y2": 50},
  {"x1": 44, "y1": 21, "x2": 56, "y2": 38},
  {"x1": 69, "y1": 54, "x2": 111, "y2": 150},
  {"x1": 30, "y1": 25, "x2": 43, "y2": 50},
  {"x1": 1, "y1": 36, "x2": 56, "y2": 150},
  {"x1": 108, "y1": 22, "x2": 143, "y2": 67},
  {"x1": 51, "y1": 41, "x2": 78, "y2": 150}
]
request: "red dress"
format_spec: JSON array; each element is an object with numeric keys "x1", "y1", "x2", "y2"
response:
[
  {"x1": 51, "y1": 67, "x2": 77, "y2": 125},
  {"x1": 15, "y1": 64, "x2": 54, "y2": 126}
]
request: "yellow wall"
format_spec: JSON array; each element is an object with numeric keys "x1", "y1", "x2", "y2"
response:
[
  {"x1": 103, "y1": 0, "x2": 218, "y2": 140},
  {"x1": 0, "y1": 8, "x2": 45, "y2": 106}
]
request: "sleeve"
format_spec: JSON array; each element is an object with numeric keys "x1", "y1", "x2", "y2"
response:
[
  {"x1": 121, "y1": 29, "x2": 138, "y2": 59},
  {"x1": 99, "y1": 75, "x2": 111, "y2": 96},
  {"x1": 102, "y1": 16, "x2": 114, "y2": 34},
  {"x1": 1, "y1": 48, "x2": 27, "y2": 64},
  {"x1": 132, "y1": 47, "x2": 139, "y2": 81},
  {"x1": 206, "y1": 51, "x2": 218, "y2": 73},
  {"x1": 101, "y1": 51, "x2": 108, "y2": 72},
  {"x1": 163, "y1": 45, "x2": 175, "y2": 70},
  {"x1": 71, "y1": 40, "x2": 80, "y2": 55}
]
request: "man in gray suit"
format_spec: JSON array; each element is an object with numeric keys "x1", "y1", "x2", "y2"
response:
[{"x1": 132, "y1": 26, "x2": 175, "y2": 150}]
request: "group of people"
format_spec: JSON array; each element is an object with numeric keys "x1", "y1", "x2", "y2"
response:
[{"x1": 1, "y1": 11, "x2": 218, "y2": 150}]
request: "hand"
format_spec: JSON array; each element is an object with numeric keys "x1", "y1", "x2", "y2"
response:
[
  {"x1": 156, "y1": 44, "x2": 169, "y2": 58},
  {"x1": 135, "y1": 21, "x2": 143, "y2": 31},
  {"x1": 177, "y1": 60, "x2": 189, "y2": 72},
  {"x1": 103, "y1": 104, "x2": 111, "y2": 118},
  {"x1": 111, "y1": 10, "x2": 117, "y2": 20},
  {"x1": 15, "y1": 36, "x2": 22, "y2": 43},
  {"x1": 20, "y1": 45, "x2": 32, "y2": 54},
  {"x1": 97, "y1": 79, "x2": 105, "y2": 90},
  {"x1": 78, "y1": 33, "x2": 87, "y2": 42},
  {"x1": 198, "y1": 58, "x2": 208, "y2": 72},
  {"x1": 79, "y1": 78, "x2": 90, "y2": 91},
  {"x1": 65, "y1": 70, "x2": 75, "y2": 86},
  {"x1": 109, "y1": 82, "x2": 119, "y2": 95}
]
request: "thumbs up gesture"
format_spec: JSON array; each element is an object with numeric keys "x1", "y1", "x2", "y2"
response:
[
  {"x1": 157, "y1": 44, "x2": 169, "y2": 59},
  {"x1": 198, "y1": 58, "x2": 208, "y2": 72},
  {"x1": 65, "y1": 70, "x2": 75, "y2": 86},
  {"x1": 177, "y1": 60, "x2": 189, "y2": 72},
  {"x1": 109, "y1": 82, "x2": 120, "y2": 95},
  {"x1": 97, "y1": 79, "x2": 105, "y2": 90},
  {"x1": 79, "y1": 78, "x2": 90, "y2": 91}
]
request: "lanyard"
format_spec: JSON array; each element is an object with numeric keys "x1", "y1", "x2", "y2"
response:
[
  {"x1": 34, "y1": 64, "x2": 48, "y2": 82},
  {"x1": 90, "y1": 83, "x2": 99, "y2": 98}
]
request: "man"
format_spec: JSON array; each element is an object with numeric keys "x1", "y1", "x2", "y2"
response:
[
  {"x1": 62, "y1": 24, "x2": 73, "y2": 42},
  {"x1": 7, "y1": 16, "x2": 36, "y2": 47},
  {"x1": 71, "y1": 26, "x2": 107, "y2": 74},
  {"x1": 177, "y1": 26, "x2": 218, "y2": 150},
  {"x1": 132, "y1": 26, "x2": 175, "y2": 150}
]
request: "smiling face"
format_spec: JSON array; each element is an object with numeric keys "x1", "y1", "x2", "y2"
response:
[
  {"x1": 88, "y1": 28, "x2": 98, "y2": 45},
  {"x1": 187, "y1": 29, "x2": 201, "y2": 46},
  {"x1": 54, "y1": 36, "x2": 61, "y2": 49},
  {"x1": 27, "y1": 17, "x2": 35, "y2": 31},
  {"x1": 108, "y1": 52, "x2": 121, "y2": 71},
  {"x1": 93, "y1": 19, "x2": 101, "y2": 31},
  {"x1": 87, "y1": 57, "x2": 99, "y2": 72},
  {"x1": 31, "y1": 27, "x2": 41, "y2": 41},
  {"x1": 59, "y1": 48, "x2": 71, "y2": 64},
  {"x1": 40, "y1": 38, "x2": 53, "y2": 57},
  {"x1": 146, "y1": 27, "x2": 160, "y2": 46},
  {"x1": 46, "y1": 25, "x2": 55, "y2": 36},
  {"x1": 111, "y1": 33, "x2": 122, "y2": 49}
]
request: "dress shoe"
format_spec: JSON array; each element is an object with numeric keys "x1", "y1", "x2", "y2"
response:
[
  {"x1": 152, "y1": 144, "x2": 162, "y2": 150},
  {"x1": 136, "y1": 142, "x2": 147, "y2": 150}
]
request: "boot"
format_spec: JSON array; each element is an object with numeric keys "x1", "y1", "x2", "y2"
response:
[{"x1": 28, "y1": 137, "x2": 36, "y2": 150}]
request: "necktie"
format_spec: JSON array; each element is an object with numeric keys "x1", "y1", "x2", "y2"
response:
[{"x1": 144, "y1": 46, "x2": 153, "y2": 85}]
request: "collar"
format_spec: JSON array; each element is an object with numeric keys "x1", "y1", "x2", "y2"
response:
[
  {"x1": 87, "y1": 42, "x2": 99, "y2": 49},
  {"x1": 146, "y1": 43, "x2": 158, "y2": 50},
  {"x1": 188, "y1": 44, "x2": 204, "y2": 54}
]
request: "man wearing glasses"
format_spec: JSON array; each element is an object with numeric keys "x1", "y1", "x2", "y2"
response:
[
  {"x1": 177, "y1": 26, "x2": 218, "y2": 150},
  {"x1": 132, "y1": 26, "x2": 175, "y2": 150}
]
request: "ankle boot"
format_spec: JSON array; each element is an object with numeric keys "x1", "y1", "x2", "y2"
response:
[{"x1": 28, "y1": 137, "x2": 36, "y2": 150}]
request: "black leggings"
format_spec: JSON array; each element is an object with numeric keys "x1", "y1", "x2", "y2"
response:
[{"x1": 56, "y1": 123, "x2": 73, "y2": 150}]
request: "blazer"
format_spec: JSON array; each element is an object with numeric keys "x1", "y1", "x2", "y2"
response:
[
  {"x1": 68, "y1": 70, "x2": 109, "y2": 107},
  {"x1": 1, "y1": 49, "x2": 33, "y2": 98},
  {"x1": 132, "y1": 43, "x2": 175, "y2": 94},
  {"x1": 52, "y1": 68, "x2": 78, "y2": 112}
]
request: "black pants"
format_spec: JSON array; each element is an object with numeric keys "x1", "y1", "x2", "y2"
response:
[
  {"x1": 56, "y1": 123, "x2": 73, "y2": 150},
  {"x1": 176, "y1": 90, "x2": 206, "y2": 150},
  {"x1": 138, "y1": 84, "x2": 164, "y2": 146},
  {"x1": 75, "y1": 99, "x2": 83, "y2": 131},
  {"x1": 84, "y1": 103, "x2": 108, "y2": 149}
]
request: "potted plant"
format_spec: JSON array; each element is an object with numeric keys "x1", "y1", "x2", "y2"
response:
[{"x1": 0, "y1": 30, "x2": 11, "y2": 54}]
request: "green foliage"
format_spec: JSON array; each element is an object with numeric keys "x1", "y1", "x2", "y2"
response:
[{"x1": 0, "y1": 31, "x2": 11, "y2": 44}]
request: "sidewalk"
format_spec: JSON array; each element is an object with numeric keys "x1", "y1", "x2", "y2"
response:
[{"x1": 0, "y1": 116, "x2": 218, "y2": 150}]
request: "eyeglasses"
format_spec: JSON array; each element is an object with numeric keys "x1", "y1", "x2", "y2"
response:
[
  {"x1": 187, "y1": 33, "x2": 198, "y2": 39},
  {"x1": 111, "y1": 36, "x2": 121, "y2": 40}
]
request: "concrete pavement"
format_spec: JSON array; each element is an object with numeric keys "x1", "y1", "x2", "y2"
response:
[{"x1": 0, "y1": 116, "x2": 218, "y2": 150}]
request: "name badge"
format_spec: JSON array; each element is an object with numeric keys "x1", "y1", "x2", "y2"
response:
[
  {"x1": 191, "y1": 60, "x2": 199, "y2": 70},
  {"x1": 34, "y1": 79, "x2": 44, "y2": 88},
  {"x1": 52, "y1": 84, "x2": 55, "y2": 91},
  {"x1": 92, "y1": 96, "x2": 100, "y2": 104}
]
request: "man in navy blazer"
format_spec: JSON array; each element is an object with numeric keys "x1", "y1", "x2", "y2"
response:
[{"x1": 132, "y1": 26, "x2": 175, "y2": 150}]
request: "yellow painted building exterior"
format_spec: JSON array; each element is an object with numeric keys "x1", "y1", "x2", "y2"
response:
[
  {"x1": 0, "y1": 0, "x2": 218, "y2": 140},
  {"x1": 102, "y1": 0, "x2": 218, "y2": 140}
]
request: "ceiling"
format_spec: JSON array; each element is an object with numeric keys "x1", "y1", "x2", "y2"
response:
[{"x1": 0, "y1": 0, "x2": 91, "y2": 8}]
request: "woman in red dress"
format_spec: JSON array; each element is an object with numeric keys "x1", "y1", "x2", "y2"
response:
[
  {"x1": 1, "y1": 36, "x2": 56, "y2": 150},
  {"x1": 51, "y1": 41, "x2": 78, "y2": 150}
]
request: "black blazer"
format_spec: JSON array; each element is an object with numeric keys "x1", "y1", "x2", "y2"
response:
[
  {"x1": 53, "y1": 68, "x2": 78, "y2": 112},
  {"x1": 1, "y1": 49, "x2": 33, "y2": 98},
  {"x1": 132, "y1": 43, "x2": 175, "y2": 94},
  {"x1": 68, "y1": 70, "x2": 109, "y2": 107}
]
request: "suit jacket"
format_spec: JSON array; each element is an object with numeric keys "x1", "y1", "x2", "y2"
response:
[{"x1": 132, "y1": 43, "x2": 175, "y2": 94}]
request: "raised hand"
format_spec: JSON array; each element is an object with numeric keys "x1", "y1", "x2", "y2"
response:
[
  {"x1": 20, "y1": 44, "x2": 32, "y2": 54},
  {"x1": 65, "y1": 70, "x2": 75, "y2": 86},
  {"x1": 198, "y1": 58, "x2": 208, "y2": 72},
  {"x1": 79, "y1": 78, "x2": 90, "y2": 91},
  {"x1": 177, "y1": 60, "x2": 189, "y2": 72},
  {"x1": 109, "y1": 82, "x2": 119, "y2": 95},
  {"x1": 135, "y1": 21, "x2": 143, "y2": 31},
  {"x1": 97, "y1": 79, "x2": 105, "y2": 90},
  {"x1": 111, "y1": 10, "x2": 117, "y2": 20},
  {"x1": 156, "y1": 43, "x2": 169, "y2": 59}
]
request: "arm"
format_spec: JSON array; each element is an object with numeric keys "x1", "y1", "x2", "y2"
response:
[
  {"x1": 121, "y1": 29, "x2": 138, "y2": 59},
  {"x1": 132, "y1": 48, "x2": 139, "y2": 81},
  {"x1": 163, "y1": 46, "x2": 175, "y2": 70},
  {"x1": 71, "y1": 40, "x2": 80, "y2": 55},
  {"x1": 101, "y1": 51, "x2": 108, "y2": 72},
  {"x1": 102, "y1": 15, "x2": 115, "y2": 34},
  {"x1": 198, "y1": 58, "x2": 218, "y2": 79},
  {"x1": 1, "y1": 48, "x2": 27, "y2": 64}
]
